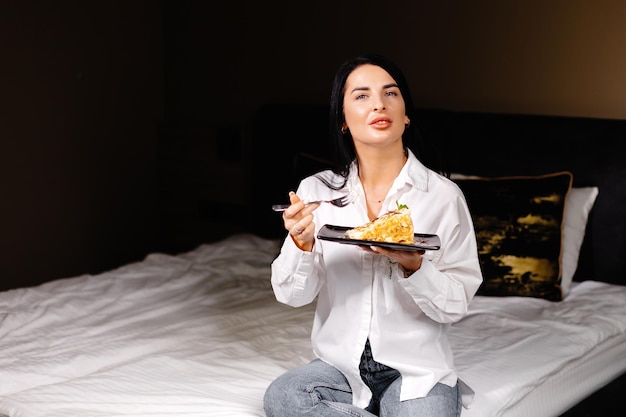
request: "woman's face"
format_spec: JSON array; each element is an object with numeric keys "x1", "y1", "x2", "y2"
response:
[{"x1": 342, "y1": 64, "x2": 409, "y2": 148}]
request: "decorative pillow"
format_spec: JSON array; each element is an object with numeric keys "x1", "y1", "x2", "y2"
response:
[
  {"x1": 561, "y1": 187, "x2": 599, "y2": 296},
  {"x1": 453, "y1": 172, "x2": 573, "y2": 301}
]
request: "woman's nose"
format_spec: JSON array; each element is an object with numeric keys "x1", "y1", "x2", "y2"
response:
[{"x1": 372, "y1": 96, "x2": 386, "y2": 111}]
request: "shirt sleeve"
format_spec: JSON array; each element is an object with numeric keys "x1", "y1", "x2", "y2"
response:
[
  {"x1": 269, "y1": 175, "x2": 334, "y2": 307},
  {"x1": 398, "y1": 193, "x2": 483, "y2": 323},
  {"x1": 270, "y1": 229, "x2": 326, "y2": 308}
]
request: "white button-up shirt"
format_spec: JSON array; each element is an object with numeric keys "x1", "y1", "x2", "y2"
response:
[{"x1": 270, "y1": 149, "x2": 482, "y2": 408}]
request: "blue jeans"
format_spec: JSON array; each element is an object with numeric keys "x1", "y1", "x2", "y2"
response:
[{"x1": 263, "y1": 340, "x2": 461, "y2": 417}]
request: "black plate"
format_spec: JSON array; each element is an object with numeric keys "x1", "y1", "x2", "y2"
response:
[{"x1": 317, "y1": 224, "x2": 441, "y2": 251}]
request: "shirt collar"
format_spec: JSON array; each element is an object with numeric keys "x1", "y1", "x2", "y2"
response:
[{"x1": 403, "y1": 148, "x2": 429, "y2": 192}]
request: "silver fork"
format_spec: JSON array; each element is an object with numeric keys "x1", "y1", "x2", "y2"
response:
[{"x1": 272, "y1": 195, "x2": 352, "y2": 211}]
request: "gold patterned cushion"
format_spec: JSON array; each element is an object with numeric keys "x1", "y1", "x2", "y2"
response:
[{"x1": 454, "y1": 172, "x2": 573, "y2": 301}]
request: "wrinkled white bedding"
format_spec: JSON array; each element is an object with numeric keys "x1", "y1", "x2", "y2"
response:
[{"x1": 1, "y1": 234, "x2": 625, "y2": 417}]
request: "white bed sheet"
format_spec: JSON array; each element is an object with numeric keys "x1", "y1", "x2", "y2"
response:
[
  {"x1": 0, "y1": 234, "x2": 624, "y2": 417},
  {"x1": 503, "y1": 330, "x2": 626, "y2": 417},
  {"x1": 454, "y1": 281, "x2": 626, "y2": 416}
]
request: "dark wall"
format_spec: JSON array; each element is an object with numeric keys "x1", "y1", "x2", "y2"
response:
[
  {"x1": 162, "y1": 0, "x2": 626, "y2": 126},
  {"x1": 0, "y1": 1, "x2": 163, "y2": 291}
]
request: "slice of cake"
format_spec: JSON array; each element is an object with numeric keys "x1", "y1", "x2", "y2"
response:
[{"x1": 345, "y1": 205, "x2": 414, "y2": 244}]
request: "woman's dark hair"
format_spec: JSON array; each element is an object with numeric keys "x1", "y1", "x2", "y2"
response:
[{"x1": 322, "y1": 54, "x2": 446, "y2": 190}]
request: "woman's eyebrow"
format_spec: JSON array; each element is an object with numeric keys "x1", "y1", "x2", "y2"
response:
[
  {"x1": 350, "y1": 86, "x2": 370, "y2": 94},
  {"x1": 350, "y1": 83, "x2": 399, "y2": 94}
]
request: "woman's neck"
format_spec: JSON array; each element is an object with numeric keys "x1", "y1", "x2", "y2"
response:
[
  {"x1": 357, "y1": 146, "x2": 407, "y2": 219},
  {"x1": 357, "y1": 146, "x2": 407, "y2": 185}
]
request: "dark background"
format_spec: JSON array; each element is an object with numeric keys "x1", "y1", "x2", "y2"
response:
[{"x1": 2, "y1": 0, "x2": 626, "y2": 291}]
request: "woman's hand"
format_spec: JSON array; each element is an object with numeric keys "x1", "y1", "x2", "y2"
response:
[
  {"x1": 282, "y1": 191, "x2": 319, "y2": 252},
  {"x1": 360, "y1": 245, "x2": 424, "y2": 276}
]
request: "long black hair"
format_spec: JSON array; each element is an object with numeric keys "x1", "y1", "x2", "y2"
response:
[{"x1": 321, "y1": 54, "x2": 446, "y2": 190}]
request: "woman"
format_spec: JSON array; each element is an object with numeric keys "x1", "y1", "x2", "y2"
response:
[{"x1": 264, "y1": 54, "x2": 482, "y2": 417}]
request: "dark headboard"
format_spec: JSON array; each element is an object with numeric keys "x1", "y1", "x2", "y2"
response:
[{"x1": 247, "y1": 103, "x2": 626, "y2": 285}]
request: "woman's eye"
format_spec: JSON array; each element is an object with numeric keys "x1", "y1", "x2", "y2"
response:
[
  {"x1": 385, "y1": 90, "x2": 399, "y2": 97},
  {"x1": 355, "y1": 94, "x2": 367, "y2": 100}
]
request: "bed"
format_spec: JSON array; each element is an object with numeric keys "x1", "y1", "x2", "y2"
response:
[{"x1": 2, "y1": 105, "x2": 625, "y2": 416}]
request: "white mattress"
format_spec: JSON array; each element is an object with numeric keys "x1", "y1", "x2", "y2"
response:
[
  {"x1": 454, "y1": 281, "x2": 626, "y2": 417},
  {"x1": 0, "y1": 234, "x2": 624, "y2": 417}
]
